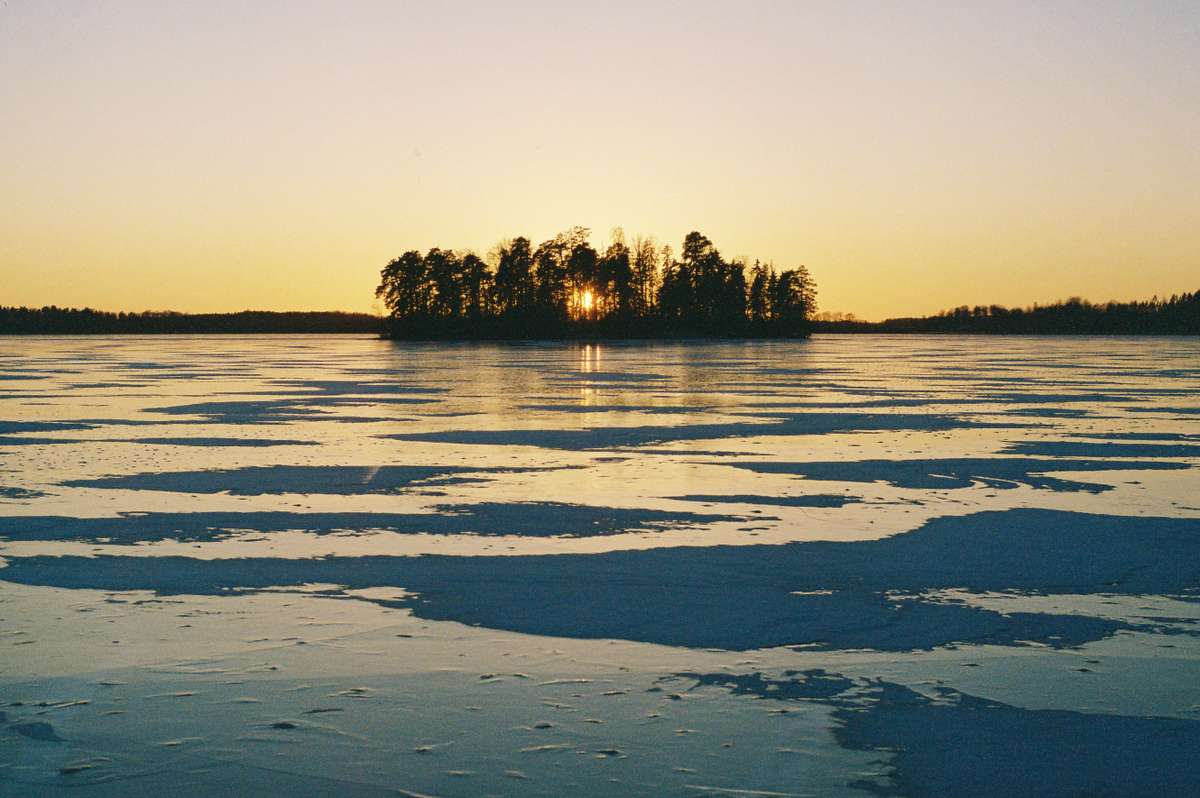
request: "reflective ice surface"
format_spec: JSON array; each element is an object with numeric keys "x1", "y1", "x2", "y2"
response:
[{"x1": 1, "y1": 335, "x2": 1198, "y2": 796}]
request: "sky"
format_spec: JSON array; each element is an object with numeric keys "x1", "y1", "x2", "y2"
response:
[{"x1": 2, "y1": 1, "x2": 1197, "y2": 321}]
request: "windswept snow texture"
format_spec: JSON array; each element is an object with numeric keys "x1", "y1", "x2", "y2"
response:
[
  {"x1": 5, "y1": 509, "x2": 1197, "y2": 650},
  {"x1": 720, "y1": 457, "x2": 1190, "y2": 492},
  {"x1": 63, "y1": 464, "x2": 571, "y2": 495},
  {"x1": 1, "y1": 334, "x2": 1198, "y2": 797},
  {"x1": 378, "y1": 412, "x2": 1031, "y2": 449},
  {"x1": 0, "y1": 503, "x2": 744, "y2": 543},
  {"x1": 670, "y1": 670, "x2": 1200, "y2": 797},
  {"x1": 667, "y1": 493, "x2": 861, "y2": 508}
]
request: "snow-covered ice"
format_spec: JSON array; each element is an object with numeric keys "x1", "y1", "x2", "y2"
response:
[{"x1": 1, "y1": 334, "x2": 1198, "y2": 796}]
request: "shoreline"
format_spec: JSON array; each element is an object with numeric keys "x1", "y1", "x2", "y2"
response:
[{"x1": 2, "y1": 330, "x2": 1195, "y2": 338}]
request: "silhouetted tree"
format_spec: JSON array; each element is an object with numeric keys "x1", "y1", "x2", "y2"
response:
[
  {"x1": 0, "y1": 307, "x2": 381, "y2": 334},
  {"x1": 770, "y1": 268, "x2": 816, "y2": 335},
  {"x1": 566, "y1": 240, "x2": 599, "y2": 320},
  {"x1": 492, "y1": 237, "x2": 535, "y2": 317},
  {"x1": 600, "y1": 229, "x2": 634, "y2": 318},
  {"x1": 748, "y1": 260, "x2": 769, "y2": 326},
  {"x1": 657, "y1": 245, "x2": 688, "y2": 330},
  {"x1": 532, "y1": 233, "x2": 571, "y2": 322},
  {"x1": 424, "y1": 248, "x2": 463, "y2": 319},
  {"x1": 810, "y1": 289, "x2": 1200, "y2": 334},
  {"x1": 376, "y1": 251, "x2": 429, "y2": 320},
  {"x1": 631, "y1": 235, "x2": 660, "y2": 317},
  {"x1": 11, "y1": 276, "x2": 1198, "y2": 337},
  {"x1": 370, "y1": 227, "x2": 821, "y2": 339},
  {"x1": 461, "y1": 253, "x2": 491, "y2": 324}
]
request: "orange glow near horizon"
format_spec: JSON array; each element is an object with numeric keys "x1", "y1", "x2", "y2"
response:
[
  {"x1": 569, "y1": 287, "x2": 598, "y2": 321},
  {"x1": 1, "y1": 4, "x2": 1198, "y2": 321}
]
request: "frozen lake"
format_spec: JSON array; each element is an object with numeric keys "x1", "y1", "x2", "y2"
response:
[{"x1": 2, "y1": 334, "x2": 1199, "y2": 797}]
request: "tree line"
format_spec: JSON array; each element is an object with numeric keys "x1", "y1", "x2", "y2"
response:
[
  {"x1": 0, "y1": 307, "x2": 381, "y2": 334},
  {"x1": 375, "y1": 228, "x2": 817, "y2": 339},
  {"x1": 814, "y1": 292, "x2": 1200, "y2": 335},
  {"x1": 8, "y1": 279, "x2": 1193, "y2": 338}
]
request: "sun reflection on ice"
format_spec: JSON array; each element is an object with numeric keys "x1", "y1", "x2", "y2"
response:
[{"x1": 579, "y1": 342, "x2": 599, "y2": 404}]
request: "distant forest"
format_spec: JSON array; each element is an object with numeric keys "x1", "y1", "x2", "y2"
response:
[
  {"x1": 4, "y1": 278, "x2": 1196, "y2": 339},
  {"x1": 375, "y1": 229, "x2": 816, "y2": 339},
  {"x1": 0, "y1": 308, "x2": 379, "y2": 335},
  {"x1": 814, "y1": 291, "x2": 1200, "y2": 335}
]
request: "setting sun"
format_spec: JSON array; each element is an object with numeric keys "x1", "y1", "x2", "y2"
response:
[{"x1": 1, "y1": 4, "x2": 1198, "y2": 794}]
